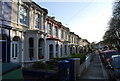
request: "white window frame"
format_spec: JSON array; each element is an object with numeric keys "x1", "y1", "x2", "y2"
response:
[
  {"x1": 19, "y1": 5, "x2": 29, "y2": 26},
  {"x1": 11, "y1": 41, "x2": 19, "y2": 62},
  {"x1": 48, "y1": 24, "x2": 52, "y2": 35},
  {"x1": 54, "y1": 27, "x2": 56, "y2": 36},
  {"x1": 47, "y1": 24, "x2": 50, "y2": 34},
  {"x1": 55, "y1": 27, "x2": 58, "y2": 37},
  {"x1": 38, "y1": 39, "x2": 44, "y2": 59},
  {"x1": 35, "y1": 13, "x2": 42, "y2": 29},
  {"x1": 61, "y1": 30, "x2": 64, "y2": 39}
]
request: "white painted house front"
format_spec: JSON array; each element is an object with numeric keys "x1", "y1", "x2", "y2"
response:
[{"x1": 1, "y1": 0, "x2": 90, "y2": 67}]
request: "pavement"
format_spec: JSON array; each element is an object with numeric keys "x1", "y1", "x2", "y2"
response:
[{"x1": 78, "y1": 54, "x2": 110, "y2": 81}]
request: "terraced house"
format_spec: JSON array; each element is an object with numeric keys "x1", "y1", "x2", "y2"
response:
[
  {"x1": 46, "y1": 16, "x2": 72, "y2": 60},
  {"x1": 0, "y1": 0, "x2": 48, "y2": 64},
  {"x1": 0, "y1": 0, "x2": 89, "y2": 66},
  {"x1": 69, "y1": 32, "x2": 81, "y2": 54}
]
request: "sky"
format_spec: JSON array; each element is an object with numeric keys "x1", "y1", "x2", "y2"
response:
[{"x1": 34, "y1": 0, "x2": 115, "y2": 43}]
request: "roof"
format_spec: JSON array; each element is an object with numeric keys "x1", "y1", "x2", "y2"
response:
[
  {"x1": 112, "y1": 55, "x2": 120, "y2": 58},
  {"x1": 32, "y1": 2, "x2": 48, "y2": 13},
  {"x1": 103, "y1": 50, "x2": 118, "y2": 53}
]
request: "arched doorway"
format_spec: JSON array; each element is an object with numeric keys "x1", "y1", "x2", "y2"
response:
[
  {"x1": 60, "y1": 45, "x2": 62, "y2": 57},
  {"x1": 29, "y1": 38, "x2": 34, "y2": 60},
  {"x1": 49, "y1": 44, "x2": 54, "y2": 59},
  {"x1": 76, "y1": 47, "x2": 78, "y2": 54},
  {"x1": 73, "y1": 47, "x2": 75, "y2": 54},
  {"x1": 56, "y1": 44, "x2": 59, "y2": 57},
  {"x1": 70, "y1": 46, "x2": 72, "y2": 55},
  {"x1": 11, "y1": 36, "x2": 20, "y2": 62},
  {"x1": 0, "y1": 34, "x2": 8, "y2": 62},
  {"x1": 38, "y1": 38, "x2": 44, "y2": 59},
  {"x1": 64, "y1": 45, "x2": 67, "y2": 55}
]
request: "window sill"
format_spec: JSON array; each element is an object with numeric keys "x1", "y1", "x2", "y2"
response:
[
  {"x1": 39, "y1": 56, "x2": 44, "y2": 59},
  {"x1": 19, "y1": 23, "x2": 29, "y2": 28}
]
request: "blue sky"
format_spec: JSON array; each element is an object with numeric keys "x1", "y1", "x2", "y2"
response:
[{"x1": 34, "y1": 0, "x2": 114, "y2": 43}]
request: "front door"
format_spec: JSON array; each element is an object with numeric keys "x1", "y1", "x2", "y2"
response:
[
  {"x1": 11, "y1": 42, "x2": 19, "y2": 62},
  {"x1": 49, "y1": 44, "x2": 53, "y2": 59},
  {"x1": 0, "y1": 40, "x2": 7, "y2": 62}
]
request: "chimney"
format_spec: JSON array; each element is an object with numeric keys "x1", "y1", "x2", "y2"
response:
[{"x1": 51, "y1": 16, "x2": 55, "y2": 20}]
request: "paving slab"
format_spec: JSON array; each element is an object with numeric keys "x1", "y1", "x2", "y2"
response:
[{"x1": 78, "y1": 54, "x2": 110, "y2": 81}]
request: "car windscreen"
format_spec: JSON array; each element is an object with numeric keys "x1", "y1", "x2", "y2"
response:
[{"x1": 105, "y1": 51, "x2": 118, "y2": 58}]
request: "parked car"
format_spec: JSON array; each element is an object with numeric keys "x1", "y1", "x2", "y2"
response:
[
  {"x1": 101, "y1": 50, "x2": 119, "y2": 64},
  {"x1": 110, "y1": 55, "x2": 120, "y2": 79},
  {"x1": 106, "y1": 55, "x2": 120, "y2": 80}
]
